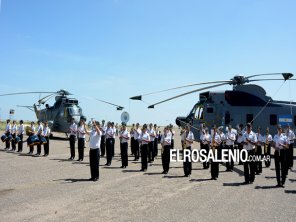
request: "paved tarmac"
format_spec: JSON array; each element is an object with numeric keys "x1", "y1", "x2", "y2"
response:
[{"x1": 0, "y1": 130, "x2": 295, "y2": 222}]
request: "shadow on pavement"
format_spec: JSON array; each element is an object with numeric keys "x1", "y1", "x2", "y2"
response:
[
  {"x1": 223, "y1": 182, "x2": 246, "y2": 186},
  {"x1": 285, "y1": 190, "x2": 296, "y2": 194},
  {"x1": 190, "y1": 178, "x2": 212, "y2": 182},
  {"x1": 255, "y1": 185, "x2": 280, "y2": 189}
]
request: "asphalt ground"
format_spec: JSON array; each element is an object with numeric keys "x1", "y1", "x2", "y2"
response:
[{"x1": 0, "y1": 130, "x2": 295, "y2": 222}]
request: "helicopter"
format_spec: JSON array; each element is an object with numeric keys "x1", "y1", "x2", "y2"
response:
[
  {"x1": 130, "y1": 72, "x2": 296, "y2": 140},
  {"x1": 0, "y1": 90, "x2": 125, "y2": 135}
]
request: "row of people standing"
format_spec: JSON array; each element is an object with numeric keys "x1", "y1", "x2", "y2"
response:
[{"x1": 2, "y1": 119, "x2": 50, "y2": 156}]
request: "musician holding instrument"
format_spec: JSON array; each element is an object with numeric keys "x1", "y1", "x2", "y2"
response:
[
  {"x1": 133, "y1": 123, "x2": 141, "y2": 161},
  {"x1": 236, "y1": 124, "x2": 245, "y2": 165},
  {"x1": 119, "y1": 123, "x2": 130, "y2": 168},
  {"x1": 11, "y1": 120, "x2": 18, "y2": 151},
  {"x1": 183, "y1": 124, "x2": 194, "y2": 177},
  {"x1": 17, "y1": 120, "x2": 25, "y2": 153},
  {"x1": 201, "y1": 128, "x2": 211, "y2": 169},
  {"x1": 27, "y1": 122, "x2": 36, "y2": 155},
  {"x1": 148, "y1": 123, "x2": 156, "y2": 163},
  {"x1": 35, "y1": 121, "x2": 43, "y2": 156},
  {"x1": 100, "y1": 120, "x2": 107, "y2": 157},
  {"x1": 161, "y1": 126, "x2": 172, "y2": 174},
  {"x1": 42, "y1": 121, "x2": 51, "y2": 156},
  {"x1": 77, "y1": 119, "x2": 86, "y2": 162},
  {"x1": 130, "y1": 124, "x2": 135, "y2": 156},
  {"x1": 4, "y1": 119, "x2": 12, "y2": 150},
  {"x1": 273, "y1": 124, "x2": 289, "y2": 187},
  {"x1": 263, "y1": 128, "x2": 272, "y2": 168},
  {"x1": 68, "y1": 118, "x2": 77, "y2": 160},
  {"x1": 105, "y1": 122, "x2": 115, "y2": 166},
  {"x1": 255, "y1": 127, "x2": 264, "y2": 175},
  {"x1": 211, "y1": 125, "x2": 221, "y2": 180},
  {"x1": 153, "y1": 124, "x2": 159, "y2": 158},
  {"x1": 242, "y1": 123, "x2": 257, "y2": 184},
  {"x1": 225, "y1": 125, "x2": 236, "y2": 172},
  {"x1": 139, "y1": 124, "x2": 150, "y2": 172}
]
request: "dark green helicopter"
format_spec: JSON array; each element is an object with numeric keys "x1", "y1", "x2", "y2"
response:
[{"x1": 0, "y1": 90, "x2": 124, "y2": 134}]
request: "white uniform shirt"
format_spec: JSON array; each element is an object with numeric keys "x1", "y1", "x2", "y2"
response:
[
  {"x1": 273, "y1": 133, "x2": 288, "y2": 150},
  {"x1": 237, "y1": 129, "x2": 245, "y2": 143},
  {"x1": 185, "y1": 131, "x2": 194, "y2": 148},
  {"x1": 119, "y1": 130, "x2": 130, "y2": 143},
  {"x1": 101, "y1": 125, "x2": 107, "y2": 136},
  {"x1": 201, "y1": 133, "x2": 211, "y2": 145},
  {"x1": 211, "y1": 132, "x2": 221, "y2": 146},
  {"x1": 161, "y1": 132, "x2": 172, "y2": 146},
  {"x1": 148, "y1": 128, "x2": 156, "y2": 142},
  {"x1": 112, "y1": 127, "x2": 116, "y2": 138},
  {"x1": 5, "y1": 123, "x2": 11, "y2": 133},
  {"x1": 11, "y1": 124, "x2": 18, "y2": 134},
  {"x1": 130, "y1": 129, "x2": 134, "y2": 138},
  {"x1": 105, "y1": 127, "x2": 114, "y2": 139},
  {"x1": 287, "y1": 129, "x2": 295, "y2": 144},
  {"x1": 171, "y1": 130, "x2": 175, "y2": 140},
  {"x1": 42, "y1": 126, "x2": 51, "y2": 137},
  {"x1": 134, "y1": 128, "x2": 142, "y2": 140},
  {"x1": 31, "y1": 125, "x2": 36, "y2": 134},
  {"x1": 242, "y1": 131, "x2": 257, "y2": 151},
  {"x1": 77, "y1": 125, "x2": 86, "y2": 139},
  {"x1": 263, "y1": 134, "x2": 273, "y2": 144},
  {"x1": 256, "y1": 133, "x2": 264, "y2": 146},
  {"x1": 226, "y1": 131, "x2": 236, "y2": 146},
  {"x1": 69, "y1": 123, "x2": 77, "y2": 136},
  {"x1": 37, "y1": 124, "x2": 43, "y2": 136},
  {"x1": 140, "y1": 132, "x2": 150, "y2": 145},
  {"x1": 18, "y1": 124, "x2": 25, "y2": 135},
  {"x1": 89, "y1": 128, "x2": 101, "y2": 149},
  {"x1": 220, "y1": 132, "x2": 225, "y2": 143}
]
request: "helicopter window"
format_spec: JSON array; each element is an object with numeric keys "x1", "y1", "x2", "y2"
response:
[
  {"x1": 207, "y1": 107, "x2": 214, "y2": 114},
  {"x1": 68, "y1": 107, "x2": 82, "y2": 116},
  {"x1": 270, "y1": 114, "x2": 277, "y2": 126},
  {"x1": 246, "y1": 114, "x2": 253, "y2": 124},
  {"x1": 194, "y1": 106, "x2": 204, "y2": 119}
]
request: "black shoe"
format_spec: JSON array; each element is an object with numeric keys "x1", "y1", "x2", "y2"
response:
[
  {"x1": 105, "y1": 163, "x2": 108, "y2": 166},
  {"x1": 93, "y1": 178, "x2": 98, "y2": 182},
  {"x1": 143, "y1": 169, "x2": 147, "y2": 172},
  {"x1": 184, "y1": 175, "x2": 189, "y2": 177},
  {"x1": 68, "y1": 157, "x2": 73, "y2": 160},
  {"x1": 164, "y1": 171, "x2": 168, "y2": 174},
  {"x1": 276, "y1": 184, "x2": 282, "y2": 188},
  {"x1": 107, "y1": 163, "x2": 111, "y2": 166},
  {"x1": 140, "y1": 169, "x2": 144, "y2": 172},
  {"x1": 120, "y1": 166, "x2": 124, "y2": 168},
  {"x1": 162, "y1": 171, "x2": 166, "y2": 174},
  {"x1": 243, "y1": 181, "x2": 249, "y2": 185},
  {"x1": 124, "y1": 166, "x2": 127, "y2": 168},
  {"x1": 77, "y1": 159, "x2": 81, "y2": 161},
  {"x1": 89, "y1": 178, "x2": 94, "y2": 181}
]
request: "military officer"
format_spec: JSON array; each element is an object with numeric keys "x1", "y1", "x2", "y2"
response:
[
  {"x1": 183, "y1": 124, "x2": 194, "y2": 177},
  {"x1": 148, "y1": 123, "x2": 156, "y2": 163},
  {"x1": 140, "y1": 124, "x2": 150, "y2": 172},
  {"x1": 17, "y1": 120, "x2": 25, "y2": 152},
  {"x1": 225, "y1": 125, "x2": 236, "y2": 171},
  {"x1": 35, "y1": 121, "x2": 43, "y2": 156},
  {"x1": 4, "y1": 119, "x2": 11, "y2": 150},
  {"x1": 286, "y1": 124, "x2": 295, "y2": 169},
  {"x1": 161, "y1": 126, "x2": 172, "y2": 174},
  {"x1": 68, "y1": 118, "x2": 77, "y2": 160},
  {"x1": 119, "y1": 123, "x2": 130, "y2": 168}
]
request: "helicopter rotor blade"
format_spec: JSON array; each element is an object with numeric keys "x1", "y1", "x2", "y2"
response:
[
  {"x1": 147, "y1": 82, "x2": 228, "y2": 108},
  {"x1": 38, "y1": 93, "x2": 55, "y2": 104},
  {"x1": 249, "y1": 78, "x2": 296, "y2": 83},
  {"x1": 0, "y1": 91, "x2": 56, "y2": 97},
  {"x1": 246, "y1": 72, "x2": 293, "y2": 80},
  {"x1": 130, "y1": 80, "x2": 232, "y2": 100},
  {"x1": 93, "y1": 98, "x2": 124, "y2": 110}
]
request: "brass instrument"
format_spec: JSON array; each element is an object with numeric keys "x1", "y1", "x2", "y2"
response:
[
  {"x1": 211, "y1": 132, "x2": 217, "y2": 152},
  {"x1": 182, "y1": 130, "x2": 188, "y2": 149},
  {"x1": 264, "y1": 134, "x2": 269, "y2": 154}
]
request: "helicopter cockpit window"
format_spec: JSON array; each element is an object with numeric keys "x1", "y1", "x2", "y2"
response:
[
  {"x1": 68, "y1": 107, "x2": 82, "y2": 116},
  {"x1": 206, "y1": 107, "x2": 214, "y2": 114},
  {"x1": 194, "y1": 106, "x2": 204, "y2": 120}
]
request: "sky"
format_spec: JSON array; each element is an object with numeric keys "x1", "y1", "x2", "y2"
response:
[{"x1": 0, "y1": 0, "x2": 296, "y2": 125}]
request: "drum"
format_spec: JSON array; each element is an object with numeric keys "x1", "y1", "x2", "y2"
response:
[
  {"x1": 27, "y1": 135, "x2": 40, "y2": 146},
  {"x1": 7, "y1": 135, "x2": 13, "y2": 141},
  {"x1": 25, "y1": 126, "x2": 32, "y2": 136},
  {"x1": 40, "y1": 136, "x2": 47, "y2": 144},
  {"x1": 14, "y1": 136, "x2": 21, "y2": 143},
  {"x1": 1, "y1": 134, "x2": 7, "y2": 142}
]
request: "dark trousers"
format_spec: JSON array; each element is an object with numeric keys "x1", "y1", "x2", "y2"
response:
[
  {"x1": 148, "y1": 141, "x2": 154, "y2": 162},
  {"x1": 243, "y1": 149, "x2": 256, "y2": 183},
  {"x1": 5, "y1": 132, "x2": 10, "y2": 148},
  {"x1": 238, "y1": 143, "x2": 243, "y2": 165},
  {"x1": 131, "y1": 137, "x2": 135, "y2": 155},
  {"x1": 37, "y1": 135, "x2": 42, "y2": 154},
  {"x1": 154, "y1": 138, "x2": 158, "y2": 157},
  {"x1": 134, "y1": 140, "x2": 140, "y2": 160},
  {"x1": 171, "y1": 139, "x2": 174, "y2": 149},
  {"x1": 264, "y1": 144, "x2": 271, "y2": 167},
  {"x1": 274, "y1": 149, "x2": 287, "y2": 185},
  {"x1": 112, "y1": 138, "x2": 115, "y2": 157},
  {"x1": 202, "y1": 144, "x2": 210, "y2": 169},
  {"x1": 106, "y1": 138, "x2": 113, "y2": 164},
  {"x1": 211, "y1": 156, "x2": 219, "y2": 179},
  {"x1": 29, "y1": 145, "x2": 34, "y2": 153},
  {"x1": 162, "y1": 145, "x2": 171, "y2": 173},
  {"x1": 100, "y1": 135, "x2": 106, "y2": 156},
  {"x1": 255, "y1": 146, "x2": 262, "y2": 174},
  {"x1": 17, "y1": 134, "x2": 23, "y2": 152},
  {"x1": 226, "y1": 145, "x2": 234, "y2": 170},
  {"x1": 141, "y1": 144, "x2": 148, "y2": 170},
  {"x1": 44, "y1": 136, "x2": 49, "y2": 155},
  {"x1": 69, "y1": 135, "x2": 76, "y2": 158},
  {"x1": 11, "y1": 134, "x2": 16, "y2": 150},
  {"x1": 183, "y1": 147, "x2": 192, "y2": 176},
  {"x1": 89, "y1": 149, "x2": 100, "y2": 179},
  {"x1": 120, "y1": 142, "x2": 128, "y2": 167},
  {"x1": 287, "y1": 143, "x2": 294, "y2": 168},
  {"x1": 78, "y1": 138, "x2": 85, "y2": 160}
]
